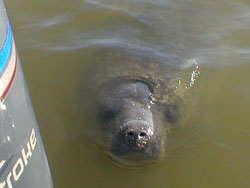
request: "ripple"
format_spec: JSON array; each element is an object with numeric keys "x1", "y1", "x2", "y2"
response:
[
  {"x1": 85, "y1": 0, "x2": 151, "y2": 25},
  {"x1": 17, "y1": 13, "x2": 70, "y2": 31}
]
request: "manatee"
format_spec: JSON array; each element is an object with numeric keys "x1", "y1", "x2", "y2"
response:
[{"x1": 81, "y1": 47, "x2": 185, "y2": 162}]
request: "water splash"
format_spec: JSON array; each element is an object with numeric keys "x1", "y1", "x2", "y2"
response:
[
  {"x1": 175, "y1": 59, "x2": 201, "y2": 91},
  {"x1": 189, "y1": 59, "x2": 200, "y2": 88}
]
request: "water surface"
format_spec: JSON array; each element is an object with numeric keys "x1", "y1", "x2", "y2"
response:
[{"x1": 5, "y1": 0, "x2": 250, "y2": 187}]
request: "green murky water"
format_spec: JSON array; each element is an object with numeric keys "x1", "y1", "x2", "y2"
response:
[{"x1": 5, "y1": 0, "x2": 250, "y2": 187}]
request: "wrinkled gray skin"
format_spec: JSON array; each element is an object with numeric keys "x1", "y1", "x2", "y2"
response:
[
  {"x1": 82, "y1": 47, "x2": 183, "y2": 162},
  {"x1": 97, "y1": 78, "x2": 179, "y2": 161}
]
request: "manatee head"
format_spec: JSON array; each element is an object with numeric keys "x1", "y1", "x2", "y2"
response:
[
  {"x1": 98, "y1": 79, "x2": 172, "y2": 162},
  {"x1": 110, "y1": 97, "x2": 166, "y2": 160}
]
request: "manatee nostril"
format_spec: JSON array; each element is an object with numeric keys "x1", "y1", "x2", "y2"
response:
[
  {"x1": 126, "y1": 131, "x2": 136, "y2": 145},
  {"x1": 127, "y1": 131, "x2": 134, "y2": 138},
  {"x1": 139, "y1": 132, "x2": 147, "y2": 138}
]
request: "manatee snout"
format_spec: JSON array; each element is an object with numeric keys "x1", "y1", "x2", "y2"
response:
[
  {"x1": 124, "y1": 120, "x2": 152, "y2": 146},
  {"x1": 111, "y1": 117, "x2": 161, "y2": 160},
  {"x1": 119, "y1": 120, "x2": 153, "y2": 151},
  {"x1": 118, "y1": 104, "x2": 154, "y2": 150}
]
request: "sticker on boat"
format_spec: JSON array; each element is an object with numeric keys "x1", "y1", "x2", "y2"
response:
[{"x1": 0, "y1": 22, "x2": 17, "y2": 100}]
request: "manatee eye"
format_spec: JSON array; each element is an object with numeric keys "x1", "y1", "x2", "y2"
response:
[{"x1": 127, "y1": 131, "x2": 134, "y2": 137}]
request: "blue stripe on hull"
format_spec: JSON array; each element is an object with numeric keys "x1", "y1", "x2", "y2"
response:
[{"x1": 0, "y1": 22, "x2": 12, "y2": 75}]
